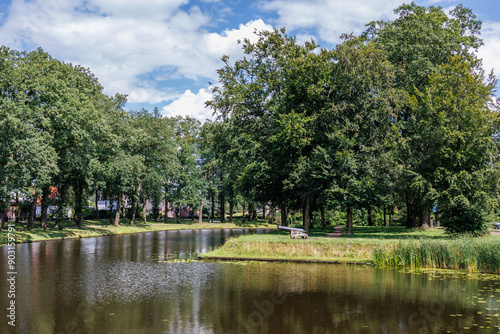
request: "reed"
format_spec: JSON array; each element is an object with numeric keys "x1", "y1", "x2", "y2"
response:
[{"x1": 372, "y1": 236, "x2": 500, "y2": 273}]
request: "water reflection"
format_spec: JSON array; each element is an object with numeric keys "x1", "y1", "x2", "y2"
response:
[{"x1": 1, "y1": 229, "x2": 500, "y2": 333}]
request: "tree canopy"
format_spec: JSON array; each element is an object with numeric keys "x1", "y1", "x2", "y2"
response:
[{"x1": 1, "y1": 3, "x2": 498, "y2": 234}]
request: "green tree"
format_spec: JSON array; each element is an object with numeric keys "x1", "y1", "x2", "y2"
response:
[
  {"x1": 0, "y1": 47, "x2": 58, "y2": 230},
  {"x1": 208, "y1": 28, "x2": 322, "y2": 227},
  {"x1": 312, "y1": 35, "x2": 400, "y2": 235},
  {"x1": 166, "y1": 116, "x2": 203, "y2": 223},
  {"x1": 409, "y1": 57, "x2": 499, "y2": 233},
  {"x1": 364, "y1": 3, "x2": 487, "y2": 229}
]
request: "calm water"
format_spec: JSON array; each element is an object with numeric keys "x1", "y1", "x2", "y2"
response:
[{"x1": 1, "y1": 229, "x2": 500, "y2": 333}]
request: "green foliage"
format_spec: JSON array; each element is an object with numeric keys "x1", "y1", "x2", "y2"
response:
[{"x1": 1, "y1": 3, "x2": 498, "y2": 236}]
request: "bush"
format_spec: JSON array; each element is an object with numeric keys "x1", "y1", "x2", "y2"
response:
[
  {"x1": 441, "y1": 200, "x2": 489, "y2": 234},
  {"x1": 82, "y1": 208, "x2": 96, "y2": 219}
]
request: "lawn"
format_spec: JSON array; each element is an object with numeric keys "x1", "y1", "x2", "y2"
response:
[
  {"x1": 0, "y1": 218, "x2": 272, "y2": 246},
  {"x1": 201, "y1": 224, "x2": 500, "y2": 273}
]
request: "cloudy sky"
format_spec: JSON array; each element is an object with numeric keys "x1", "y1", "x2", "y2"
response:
[{"x1": 0, "y1": 0, "x2": 498, "y2": 120}]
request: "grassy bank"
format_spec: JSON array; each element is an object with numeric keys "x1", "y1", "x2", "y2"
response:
[
  {"x1": 0, "y1": 218, "x2": 271, "y2": 246},
  {"x1": 373, "y1": 236, "x2": 500, "y2": 274},
  {"x1": 200, "y1": 233, "x2": 380, "y2": 262},
  {"x1": 202, "y1": 226, "x2": 500, "y2": 273}
]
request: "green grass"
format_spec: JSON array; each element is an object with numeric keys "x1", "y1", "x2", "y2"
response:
[
  {"x1": 200, "y1": 233, "x2": 383, "y2": 262},
  {"x1": 202, "y1": 225, "x2": 500, "y2": 273},
  {"x1": 344, "y1": 225, "x2": 448, "y2": 239},
  {"x1": 0, "y1": 218, "x2": 272, "y2": 245}
]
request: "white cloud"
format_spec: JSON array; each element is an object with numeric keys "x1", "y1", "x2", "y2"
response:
[
  {"x1": 479, "y1": 21, "x2": 500, "y2": 84},
  {"x1": 260, "y1": 0, "x2": 500, "y2": 89},
  {"x1": 202, "y1": 19, "x2": 273, "y2": 63},
  {"x1": 0, "y1": 0, "x2": 272, "y2": 107},
  {"x1": 260, "y1": 0, "x2": 401, "y2": 44},
  {"x1": 162, "y1": 88, "x2": 214, "y2": 120}
]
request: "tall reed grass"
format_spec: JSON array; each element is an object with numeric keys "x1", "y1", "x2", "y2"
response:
[{"x1": 372, "y1": 236, "x2": 500, "y2": 273}]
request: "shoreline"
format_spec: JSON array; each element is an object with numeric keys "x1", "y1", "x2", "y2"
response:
[
  {"x1": 0, "y1": 220, "x2": 272, "y2": 246},
  {"x1": 200, "y1": 255, "x2": 369, "y2": 265},
  {"x1": 200, "y1": 231, "x2": 500, "y2": 274}
]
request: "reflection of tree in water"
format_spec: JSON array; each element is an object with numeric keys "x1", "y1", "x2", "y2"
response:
[{"x1": 5, "y1": 235, "x2": 500, "y2": 333}]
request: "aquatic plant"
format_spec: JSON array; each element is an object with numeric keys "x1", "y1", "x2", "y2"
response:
[{"x1": 372, "y1": 236, "x2": 500, "y2": 273}]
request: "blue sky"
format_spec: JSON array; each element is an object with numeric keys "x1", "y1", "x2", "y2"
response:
[{"x1": 0, "y1": 0, "x2": 498, "y2": 121}]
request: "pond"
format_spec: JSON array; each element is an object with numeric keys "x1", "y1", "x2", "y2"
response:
[{"x1": 1, "y1": 228, "x2": 500, "y2": 333}]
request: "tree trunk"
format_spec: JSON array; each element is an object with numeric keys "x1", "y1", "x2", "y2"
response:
[
  {"x1": 41, "y1": 186, "x2": 50, "y2": 230},
  {"x1": 347, "y1": 208, "x2": 354, "y2": 235},
  {"x1": 0, "y1": 211, "x2": 5, "y2": 232},
  {"x1": 142, "y1": 195, "x2": 147, "y2": 224},
  {"x1": 163, "y1": 199, "x2": 168, "y2": 224},
  {"x1": 389, "y1": 207, "x2": 392, "y2": 227},
  {"x1": 95, "y1": 188, "x2": 99, "y2": 219},
  {"x1": 15, "y1": 192, "x2": 19, "y2": 224},
  {"x1": 302, "y1": 201, "x2": 306, "y2": 227},
  {"x1": 75, "y1": 181, "x2": 84, "y2": 228},
  {"x1": 199, "y1": 193, "x2": 204, "y2": 224},
  {"x1": 153, "y1": 203, "x2": 158, "y2": 222},
  {"x1": 309, "y1": 204, "x2": 314, "y2": 229},
  {"x1": 383, "y1": 206, "x2": 387, "y2": 226},
  {"x1": 281, "y1": 200, "x2": 287, "y2": 228},
  {"x1": 263, "y1": 204, "x2": 267, "y2": 222},
  {"x1": 268, "y1": 202, "x2": 273, "y2": 225},
  {"x1": 229, "y1": 201, "x2": 233, "y2": 223},
  {"x1": 121, "y1": 193, "x2": 126, "y2": 219},
  {"x1": 405, "y1": 190, "x2": 417, "y2": 228},
  {"x1": 435, "y1": 206, "x2": 440, "y2": 228},
  {"x1": 109, "y1": 201, "x2": 114, "y2": 226},
  {"x1": 27, "y1": 197, "x2": 36, "y2": 230},
  {"x1": 176, "y1": 203, "x2": 181, "y2": 224},
  {"x1": 55, "y1": 184, "x2": 69, "y2": 230},
  {"x1": 421, "y1": 210, "x2": 431, "y2": 229},
  {"x1": 211, "y1": 192, "x2": 215, "y2": 222},
  {"x1": 321, "y1": 205, "x2": 326, "y2": 232},
  {"x1": 304, "y1": 195, "x2": 310, "y2": 232},
  {"x1": 220, "y1": 198, "x2": 225, "y2": 223},
  {"x1": 114, "y1": 192, "x2": 123, "y2": 227},
  {"x1": 130, "y1": 194, "x2": 136, "y2": 226}
]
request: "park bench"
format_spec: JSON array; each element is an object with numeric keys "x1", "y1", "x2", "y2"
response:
[{"x1": 277, "y1": 226, "x2": 308, "y2": 239}]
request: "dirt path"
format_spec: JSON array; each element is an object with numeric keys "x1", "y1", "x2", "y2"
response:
[
  {"x1": 325, "y1": 225, "x2": 345, "y2": 238},
  {"x1": 490, "y1": 229, "x2": 500, "y2": 235}
]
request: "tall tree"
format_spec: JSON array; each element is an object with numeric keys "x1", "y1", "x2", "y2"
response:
[
  {"x1": 409, "y1": 56, "x2": 499, "y2": 233},
  {"x1": 364, "y1": 3, "x2": 486, "y2": 228},
  {"x1": 312, "y1": 35, "x2": 400, "y2": 235}
]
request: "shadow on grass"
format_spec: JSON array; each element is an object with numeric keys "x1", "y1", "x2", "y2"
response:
[
  {"x1": 233, "y1": 219, "x2": 271, "y2": 228},
  {"x1": 268, "y1": 224, "x2": 448, "y2": 240},
  {"x1": 343, "y1": 225, "x2": 447, "y2": 239}
]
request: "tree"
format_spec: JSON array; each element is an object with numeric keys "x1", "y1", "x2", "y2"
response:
[
  {"x1": 0, "y1": 47, "x2": 58, "y2": 230},
  {"x1": 409, "y1": 57, "x2": 499, "y2": 233},
  {"x1": 124, "y1": 109, "x2": 176, "y2": 224},
  {"x1": 165, "y1": 116, "x2": 202, "y2": 223},
  {"x1": 312, "y1": 35, "x2": 400, "y2": 235},
  {"x1": 364, "y1": 3, "x2": 487, "y2": 229},
  {"x1": 208, "y1": 28, "x2": 323, "y2": 227}
]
